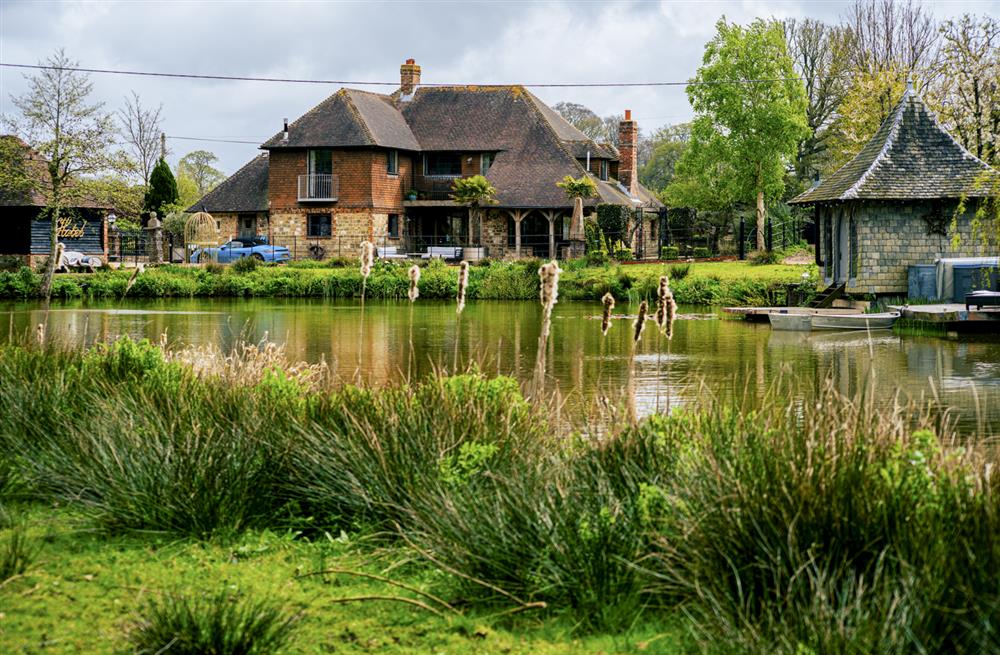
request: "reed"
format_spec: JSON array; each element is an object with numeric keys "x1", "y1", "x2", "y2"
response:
[
  {"x1": 600, "y1": 292, "x2": 615, "y2": 336},
  {"x1": 531, "y1": 261, "x2": 561, "y2": 395}
]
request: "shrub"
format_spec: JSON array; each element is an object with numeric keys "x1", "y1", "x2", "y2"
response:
[
  {"x1": 127, "y1": 591, "x2": 299, "y2": 655},
  {"x1": 611, "y1": 240, "x2": 633, "y2": 261},
  {"x1": 0, "y1": 255, "x2": 24, "y2": 272},
  {"x1": 660, "y1": 246, "x2": 679, "y2": 260},
  {"x1": 692, "y1": 246, "x2": 711, "y2": 259},
  {"x1": 668, "y1": 263, "x2": 691, "y2": 280},
  {"x1": 585, "y1": 248, "x2": 609, "y2": 267},
  {"x1": 1, "y1": 521, "x2": 35, "y2": 582},
  {"x1": 596, "y1": 204, "x2": 631, "y2": 249},
  {"x1": 748, "y1": 249, "x2": 781, "y2": 265},
  {"x1": 231, "y1": 255, "x2": 260, "y2": 274}
]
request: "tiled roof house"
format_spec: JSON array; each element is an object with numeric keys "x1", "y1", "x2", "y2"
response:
[
  {"x1": 191, "y1": 60, "x2": 663, "y2": 259},
  {"x1": 790, "y1": 83, "x2": 998, "y2": 294}
]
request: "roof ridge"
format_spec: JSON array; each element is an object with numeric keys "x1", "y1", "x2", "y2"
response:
[
  {"x1": 518, "y1": 88, "x2": 593, "y2": 181},
  {"x1": 341, "y1": 90, "x2": 377, "y2": 145},
  {"x1": 843, "y1": 88, "x2": 910, "y2": 199}
]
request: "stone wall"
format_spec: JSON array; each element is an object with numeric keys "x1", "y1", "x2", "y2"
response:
[{"x1": 820, "y1": 200, "x2": 980, "y2": 295}]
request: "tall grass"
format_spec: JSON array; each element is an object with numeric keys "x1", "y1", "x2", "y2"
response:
[
  {"x1": 127, "y1": 590, "x2": 299, "y2": 655},
  {"x1": 1, "y1": 338, "x2": 997, "y2": 648}
]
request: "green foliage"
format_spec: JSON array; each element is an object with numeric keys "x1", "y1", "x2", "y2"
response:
[
  {"x1": 610, "y1": 240, "x2": 633, "y2": 261},
  {"x1": 556, "y1": 174, "x2": 598, "y2": 200},
  {"x1": 450, "y1": 174, "x2": 498, "y2": 207},
  {"x1": 639, "y1": 123, "x2": 691, "y2": 194},
  {"x1": 127, "y1": 590, "x2": 299, "y2": 655},
  {"x1": 668, "y1": 263, "x2": 691, "y2": 280},
  {"x1": 0, "y1": 255, "x2": 24, "y2": 272},
  {"x1": 144, "y1": 157, "x2": 179, "y2": 216},
  {"x1": 595, "y1": 204, "x2": 630, "y2": 248},
  {"x1": 824, "y1": 67, "x2": 908, "y2": 176},
  {"x1": 660, "y1": 246, "x2": 680, "y2": 260},
  {"x1": 749, "y1": 248, "x2": 782, "y2": 265},
  {"x1": 177, "y1": 150, "x2": 226, "y2": 196},
  {"x1": 231, "y1": 255, "x2": 261, "y2": 275},
  {"x1": 0, "y1": 135, "x2": 39, "y2": 205},
  {"x1": 692, "y1": 247, "x2": 710, "y2": 258},
  {"x1": 1, "y1": 521, "x2": 35, "y2": 582}
]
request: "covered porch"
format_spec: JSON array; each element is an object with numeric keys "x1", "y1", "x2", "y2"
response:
[{"x1": 401, "y1": 203, "x2": 572, "y2": 259}]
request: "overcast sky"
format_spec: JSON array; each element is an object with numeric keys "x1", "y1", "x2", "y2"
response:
[{"x1": 2, "y1": 0, "x2": 998, "y2": 176}]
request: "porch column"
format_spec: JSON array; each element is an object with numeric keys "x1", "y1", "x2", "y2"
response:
[
  {"x1": 542, "y1": 210, "x2": 559, "y2": 260},
  {"x1": 509, "y1": 209, "x2": 525, "y2": 258}
]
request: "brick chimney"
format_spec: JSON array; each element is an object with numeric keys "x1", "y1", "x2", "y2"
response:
[
  {"x1": 400, "y1": 59, "x2": 421, "y2": 96},
  {"x1": 617, "y1": 109, "x2": 638, "y2": 198}
]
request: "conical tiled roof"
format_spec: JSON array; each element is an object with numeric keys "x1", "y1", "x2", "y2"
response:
[{"x1": 791, "y1": 87, "x2": 997, "y2": 204}]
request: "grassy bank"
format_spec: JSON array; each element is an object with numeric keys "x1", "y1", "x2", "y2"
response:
[
  {"x1": 0, "y1": 258, "x2": 816, "y2": 306},
  {"x1": 2, "y1": 338, "x2": 996, "y2": 653}
]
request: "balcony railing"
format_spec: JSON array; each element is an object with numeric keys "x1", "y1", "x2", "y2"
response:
[{"x1": 297, "y1": 174, "x2": 339, "y2": 201}]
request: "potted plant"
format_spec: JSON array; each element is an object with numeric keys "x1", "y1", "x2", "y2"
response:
[{"x1": 406, "y1": 189, "x2": 418, "y2": 201}]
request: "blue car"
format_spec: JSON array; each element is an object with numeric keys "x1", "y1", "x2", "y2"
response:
[{"x1": 192, "y1": 237, "x2": 291, "y2": 264}]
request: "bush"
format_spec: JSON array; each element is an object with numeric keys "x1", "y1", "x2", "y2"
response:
[
  {"x1": 668, "y1": 263, "x2": 691, "y2": 280},
  {"x1": 748, "y1": 249, "x2": 781, "y2": 265},
  {"x1": 127, "y1": 591, "x2": 299, "y2": 655},
  {"x1": 611, "y1": 240, "x2": 633, "y2": 262},
  {"x1": 231, "y1": 255, "x2": 260, "y2": 274},
  {"x1": 0, "y1": 255, "x2": 24, "y2": 272},
  {"x1": 660, "y1": 246, "x2": 679, "y2": 260},
  {"x1": 595, "y1": 204, "x2": 631, "y2": 248},
  {"x1": 585, "y1": 248, "x2": 609, "y2": 267},
  {"x1": 692, "y1": 247, "x2": 711, "y2": 259}
]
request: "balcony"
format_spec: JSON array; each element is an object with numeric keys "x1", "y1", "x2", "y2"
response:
[{"x1": 297, "y1": 174, "x2": 339, "y2": 202}]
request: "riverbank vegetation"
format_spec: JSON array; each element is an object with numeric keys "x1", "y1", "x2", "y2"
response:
[
  {"x1": 0, "y1": 258, "x2": 816, "y2": 306},
  {"x1": 1, "y1": 337, "x2": 996, "y2": 653}
]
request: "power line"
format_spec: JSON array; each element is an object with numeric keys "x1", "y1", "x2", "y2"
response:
[
  {"x1": 0, "y1": 61, "x2": 813, "y2": 88},
  {"x1": 168, "y1": 135, "x2": 266, "y2": 145}
]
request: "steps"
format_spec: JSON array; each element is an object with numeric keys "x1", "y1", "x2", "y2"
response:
[{"x1": 809, "y1": 283, "x2": 846, "y2": 309}]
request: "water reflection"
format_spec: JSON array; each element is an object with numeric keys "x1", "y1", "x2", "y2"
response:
[{"x1": 2, "y1": 298, "x2": 998, "y2": 435}]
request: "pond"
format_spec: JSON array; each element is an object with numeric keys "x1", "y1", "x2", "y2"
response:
[{"x1": 3, "y1": 298, "x2": 999, "y2": 436}]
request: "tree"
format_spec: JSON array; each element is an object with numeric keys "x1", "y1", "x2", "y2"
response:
[
  {"x1": 118, "y1": 91, "x2": 164, "y2": 184},
  {"x1": 144, "y1": 157, "x2": 179, "y2": 217},
  {"x1": 450, "y1": 175, "x2": 497, "y2": 245},
  {"x1": 931, "y1": 14, "x2": 1000, "y2": 166},
  {"x1": 843, "y1": 0, "x2": 939, "y2": 76},
  {"x1": 178, "y1": 150, "x2": 225, "y2": 196},
  {"x1": 682, "y1": 18, "x2": 809, "y2": 250},
  {"x1": 552, "y1": 102, "x2": 606, "y2": 141},
  {"x1": 783, "y1": 18, "x2": 853, "y2": 182},
  {"x1": 5, "y1": 49, "x2": 118, "y2": 299},
  {"x1": 639, "y1": 123, "x2": 691, "y2": 193},
  {"x1": 952, "y1": 169, "x2": 1000, "y2": 255},
  {"x1": 0, "y1": 136, "x2": 39, "y2": 205},
  {"x1": 174, "y1": 169, "x2": 201, "y2": 210},
  {"x1": 555, "y1": 174, "x2": 597, "y2": 200},
  {"x1": 824, "y1": 67, "x2": 909, "y2": 173}
]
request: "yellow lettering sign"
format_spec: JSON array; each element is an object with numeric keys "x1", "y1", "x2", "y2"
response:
[{"x1": 56, "y1": 217, "x2": 87, "y2": 240}]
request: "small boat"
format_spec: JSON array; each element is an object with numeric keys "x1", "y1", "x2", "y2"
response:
[
  {"x1": 811, "y1": 312, "x2": 900, "y2": 331},
  {"x1": 768, "y1": 311, "x2": 900, "y2": 331},
  {"x1": 768, "y1": 312, "x2": 814, "y2": 331}
]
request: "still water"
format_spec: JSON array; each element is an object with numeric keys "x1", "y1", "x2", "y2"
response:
[{"x1": 2, "y1": 298, "x2": 999, "y2": 435}]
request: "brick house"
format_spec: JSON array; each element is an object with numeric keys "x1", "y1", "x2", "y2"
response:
[
  {"x1": 190, "y1": 59, "x2": 663, "y2": 260},
  {"x1": 791, "y1": 84, "x2": 998, "y2": 295},
  {"x1": 0, "y1": 135, "x2": 111, "y2": 267}
]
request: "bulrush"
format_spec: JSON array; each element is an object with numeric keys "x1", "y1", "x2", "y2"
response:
[
  {"x1": 407, "y1": 265, "x2": 421, "y2": 302},
  {"x1": 601, "y1": 292, "x2": 615, "y2": 336},
  {"x1": 54, "y1": 242, "x2": 65, "y2": 267},
  {"x1": 655, "y1": 276, "x2": 678, "y2": 339},
  {"x1": 633, "y1": 300, "x2": 648, "y2": 344},
  {"x1": 538, "y1": 261, "x2": 561, "y2": 312},
  {"x1": 35, "y1": 322, "x2": 44, "y2": 344},
  {"x1": 456, "y1": 261, "x2": 469, "y2": 314},
  {"x1": 360, "y1": 240, "x2": 375, "y2": 280}
]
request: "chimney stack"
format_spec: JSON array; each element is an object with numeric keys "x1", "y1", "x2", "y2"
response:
[
  {"x1": 618, "y1": 110, "x2": 638, "y2": 198},
  {"x1": 282, "y1": 118, "x2": 289, "y2": 142},
  {"x1": 400, "y1": 59, "x2": 421, "y2": 96}
]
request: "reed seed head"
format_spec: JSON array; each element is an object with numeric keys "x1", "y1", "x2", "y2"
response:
[
  {"x1": 35, "y1": 322, "x2": 45, "y2": 344},
  {"x1": 407, "y1": 265, "x2": 421, "y2": 302},
  {"x1": 360, "y1": 240, "x2": 375, "y2": 279},
  {"x1": 601, "y1": 292, "x2": 615, "y2": 336},
  {"x1": 655, "y1": 275, "x2": 678, "y2": 339},
  {"x1": 633, "y1": 300, "x2": 648, "y2": 344},
  {"x1": 55, "y1": 242, "x2": 65, "y2": 263},
  {"x1": 456, "y1": 260, "x2": 469, "y2": 314},
  {"x1": 538, "y1": 261, "x2": 561, "y2": 310}
]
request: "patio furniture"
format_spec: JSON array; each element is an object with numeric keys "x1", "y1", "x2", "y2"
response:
[
  {"x1": 377, "y1": 246, "x2": 408, "y2": 260},
  {"x1": 421, "y1": 246, "x2": 463, "y2": 260},
  {"x1": 965, "y1": 290, "x2": 1000, "y2": 311}
]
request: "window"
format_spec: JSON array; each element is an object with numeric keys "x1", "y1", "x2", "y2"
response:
[
  {"x1": 388, "y1": 213, "x2": 400, "y2": 238},
  {"x1": 308, "y1": 149, "x2": 333, "y2": 175},
  {"x1": 423, "y1": 153, "x2": 462, "y2": 176},
  {"x1": 307, "y1": 213, "x2": 332, "y2": 238},
  {"x1": 387, "y1": 149, "x2": 398, "y2": 175},
  {"x1": 480, "y1": 152, "x2": 494, "y2": 175},
  {"x1": 599, "y1": 160, "x2": 608, "y2": 181}
]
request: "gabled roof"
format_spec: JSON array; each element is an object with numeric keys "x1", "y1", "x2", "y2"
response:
[
  {"x1": 186, "y1": 153, "x2": 269, "y2": 213},
  {"x1": 261, "y1": 89, "x2": 420, "y2": 151},
  {"x1": 792, "y1": 87, "x2": 998, "y2": 204}
]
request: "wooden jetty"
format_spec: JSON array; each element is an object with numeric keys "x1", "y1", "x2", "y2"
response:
[{"x1": 893, "y1": 304, "x2": 1000, "y2": 326}]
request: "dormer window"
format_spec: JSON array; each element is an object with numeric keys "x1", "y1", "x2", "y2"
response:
[
  {"x1": 387, "y1": 149, "x2": 399, "y2": 175},
  {"x1": 424, "y1": 153, "x2": 462, "y2": 176},
  {"x1": 600, "y1": 160, "x2": 608, "y2": 181}
]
